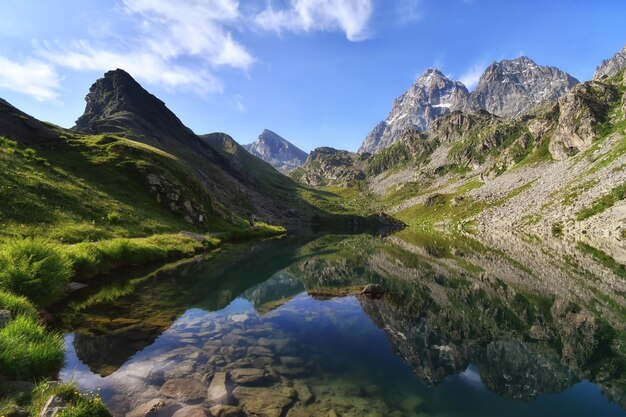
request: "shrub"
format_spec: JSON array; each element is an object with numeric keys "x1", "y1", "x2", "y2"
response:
[
  {"x1": 0, "y1": 238, "x2": 72, "y2": 306},
  {"x1": 0, "y1": 290, "x2": 37, "y2": 318},
  {"x1": 551, "y1": 222, "x2": 564, "y2": 237},
  {"x1": 106, "y1": 211, "x2": 122, "y2": 224},
  {"x1": 0, "y1": 316, "x2": 64, "y2": 380}
]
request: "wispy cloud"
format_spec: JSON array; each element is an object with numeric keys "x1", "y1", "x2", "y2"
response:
[
  {"x1": 0, "y1": 55, "x2": 61, "y2": 101},
  {"x1": 459, "y1": 61, "x2": 488, "y2": 90},
  {"x1": 255, "y1": 0, "x2": 374, "y2": 41},
  {"x1": 36, "y1": 0, "x2": 251, "y2": 96}
]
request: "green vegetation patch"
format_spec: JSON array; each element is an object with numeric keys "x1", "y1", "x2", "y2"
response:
[
  {"x1": 576, "y1": 182, "x2": 626, "y2": 220},
  {"x1": 578, "y1": 243, "x2": 626, "y2": 280},
  {"x1": 0, "y1": 316, "x2": 64, "y2": 380},
  {"x1": 0, "y1": 290, "x2": 37, "y2": 318},
  {"x1": 30, "y1": 383, "x2": 111, "y2": 417},
  {"x1": 0, "y1": 238, "x2": 72, "y2": 306}
]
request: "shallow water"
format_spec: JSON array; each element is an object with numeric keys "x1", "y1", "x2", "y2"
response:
[{"x1": 57, "y1": 233, "x2": 626, "y2": 416}]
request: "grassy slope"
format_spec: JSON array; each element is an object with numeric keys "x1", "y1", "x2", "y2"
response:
[{"x1": 0, "y1": 131, "x2": 209, "y2": 242}]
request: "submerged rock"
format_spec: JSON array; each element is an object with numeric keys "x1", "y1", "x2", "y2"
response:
[
  {"x1": 293, "y1": 380, "x2": 315, "y2": 404},
  {"x1": 171, "y1": 406, "x2": 209, "y2": 417},
  {"x1": 233, "y1": 386, "x2": 295, "y2": 417},
  {"x1": 209, "y1": 404, "x2": 245, "y2": 417},
  {"x1": 230, "y1": 368, "x2": 275, "y2": 385},
  {"x1": 207, "y1": 372, "x2": 233, "y2": 405},
  {"x1": 125, "y1": 399, "x2": 182, "y2": 417},
  {"x1": 159, "y1": 378, "x2": 206, "y2": 402}
]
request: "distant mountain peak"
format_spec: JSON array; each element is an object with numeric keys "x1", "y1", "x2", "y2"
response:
[{"x1": 243, "y1": 129, "x2": 308, "y2": 174}]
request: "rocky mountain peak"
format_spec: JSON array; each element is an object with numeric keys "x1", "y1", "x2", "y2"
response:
[
  {"x1": 358, "y1": 68, "x2": 470, "y2": 154},
  {"x1": 593, "y1": 45, "x2": 626, "y2": 80},
  {"x1": 73, "y1": 68, "x2": 196, "y2": 148},
  {"x1": 243, "y1": 129, "x2": 308, "y2": 174},
  {"x1": 472, "y1": 56, "x2": 579, "y2": 118}
]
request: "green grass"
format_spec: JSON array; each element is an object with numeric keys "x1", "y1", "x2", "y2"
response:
[
  {"x1": 0, "y1": 316, "x2": 64, "y2": 380},
  {"x1": 30, "y1": 383, "x2": 111, "y2": 417},
  {"x1": 578, "y1": 242, "x2": 626, "y2": 279},
  {"x1": 0, "y1": 290, "x2": 37, "y2": 318},
  {"x1": 217, "y1": 222, "x2": 287, "y2": 241},
  {"x1": 576, "y1": 182, "x2": 626, "y2": 220},
  {"x1": 0, "y1": 132, "x2": 234, "y2": 243},
  {"x1": 0, "y1": 238, "x2": 72, "y2": 306}
]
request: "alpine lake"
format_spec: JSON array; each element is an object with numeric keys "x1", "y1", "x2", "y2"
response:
[{"x1": 50, "y1": 229, "x2": 626, "y2": 417}]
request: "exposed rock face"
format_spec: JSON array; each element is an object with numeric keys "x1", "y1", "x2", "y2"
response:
[
  {"x1": 549, "y1": 80, "x2": 619, "y2": 159},
  {"x1": 360, "y1": 57, "x2": 578, "y2": 154},
  {"x1": 359, "y1": 69, "x2": 469, "y2": 153},
  {"x1": 74, "y1": 69, "x2": 197, "y2": 150},
  {"x1": 244, "y1": 129, "x2": 308, "y2": 174},
  {"x1": 291, "y1": 147, "x2": 364, "y2": 187},
  {"x1": 471, "y1": 56, "x2": 579, "y2": 118},
  {"x1": 594, "y1": 45, "x2": 626, "y2": 79}
]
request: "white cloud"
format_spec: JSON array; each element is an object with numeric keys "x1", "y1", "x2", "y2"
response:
[
  {"x1": 0, "y1": 55, "x2": 61, "y2": 101},
  {"x1": 122, "y1": 0, "x2": 253, "y2": 69},
  {"x1": 36, "y1": 0, "x2": 252, "y2": 96},
  {"x1": 233, "y1": 94, "x2": 246, "y2": 112},
  {"x1": 459, "y1": 61, "x2": 488, "y2": 90},
  {"x1": 255, "y1": 0, "x2": 374, "y2": 41},
  {"x1": 40, "y1": 41, "x2": 222, "y2": 94}
]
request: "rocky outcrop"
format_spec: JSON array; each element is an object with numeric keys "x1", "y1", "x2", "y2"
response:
[
  {"x1": 594, "y1": 45, "x2": 626, "y2": 79},
  {"x1": 244, "y1": 129, "x2": 308, "y2": 174},
  {"x1": 291, "y1": 147, "x2": 364, "y2": 187},
  {"x1": 359, "y1": 69, "x2": 470, "y2": 153},
  {"x1": 470, "y1": 56, "x2": 579, "y2": 118},
  {"x1": 549, "y1": 80, "x2": 620, "y2": 159}
]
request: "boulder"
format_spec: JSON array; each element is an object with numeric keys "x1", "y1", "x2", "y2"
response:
[
  {"x1": 0, "y1": 309, "x2": 12, "y2": 329},
  {"x1": 39, "y1": 395, "x2": 67, "y2": 417},
  {"x1": 361, "y1": 284, "x2": 385, "y2": 295}
]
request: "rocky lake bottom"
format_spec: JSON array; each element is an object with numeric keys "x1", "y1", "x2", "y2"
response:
[{"x1": 52, "y1": 233, "x2": 626, "y2": 417}]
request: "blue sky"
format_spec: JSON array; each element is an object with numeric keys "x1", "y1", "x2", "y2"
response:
[{"x1": 0, "y1": 0, "x2": 624, "y2": 152}]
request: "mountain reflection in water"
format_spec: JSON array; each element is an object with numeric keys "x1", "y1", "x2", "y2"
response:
[{"x1": 56, "y1": 231, "x2": 626, "y2": 417}]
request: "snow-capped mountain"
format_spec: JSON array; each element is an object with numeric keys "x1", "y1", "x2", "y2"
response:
[
  {"x1": 360, "y1": 57, "x2": 579, "y2": 154},
  {"x1": 244, "y1": 129, "x2": 308, "y2": 173},
  {"x1": 359, "y1": 69, "x2": 469, "y2": 154}
]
